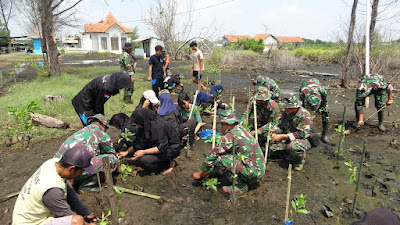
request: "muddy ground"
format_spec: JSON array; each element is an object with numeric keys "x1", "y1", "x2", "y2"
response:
[{"x1": 1, "y1": 55, "x2": 400, "y2": 225}]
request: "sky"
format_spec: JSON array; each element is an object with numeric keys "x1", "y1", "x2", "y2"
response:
[{"x1": 8, "y1": 0, "x2": 400, "y2": 41}]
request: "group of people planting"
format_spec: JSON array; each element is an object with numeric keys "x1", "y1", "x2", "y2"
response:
[{"x1": 12, "y1": 41, "x2": 394, "y2": 225}]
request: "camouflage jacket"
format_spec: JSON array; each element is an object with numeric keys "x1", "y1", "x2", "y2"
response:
[
  {"x1": 55, "y1": 124, "x2": 115, "y2": 158},
  {"x1": 299, "y1": 78, "x2": 328, "y2": 115},
  {"x1": 201, "y1": 124, "x2": 265, "y2": 179},
  {"x1": 275, "y1": 106, "x2": 312, "y2": 141},
  {"x1": 242, "y1": 98, "x2": 281, "y2": 133},
  {"x1": 253, "y1": 76, "x2": 280, "y2": 99},
  {"x1": 120, "y1": 52, "x2": 135, "y2": 76},
  {"x1": 356, "y1": 74, "x2": 393, "y2": 99}
]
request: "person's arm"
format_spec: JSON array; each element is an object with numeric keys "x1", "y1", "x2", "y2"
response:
[
  {"x1": 193, "y1": 105, "x2": 203, "y2": 123},
  {"x1": 42, "y1": 188, "x2": 76, "y2": 218},
  {"x1": 200, "y1": 135, "x2": 231, "y2": 173},
  {"x1": 117, "y1": 146, "x2": 134, "y2": 158},
  {"x1": 133, "y1": 146, "x2": 160, "y2": 160},
  {"x1": 199, "y1": 59, "x2": 204, "y2": 76},
  {"x1": 148, "y1": 65, "x2": 152, "y2": 81},
  {"x1": 288, "y1": 111, "x2": 312, "y2": 141},
  {"x1": 98, "y1": 133, "x2": 115, "y2": 154},
  {"x1": 387, "y1": 91, "x2": 393, "y2": 105},
  {"x1": 65, "y1": 183, "x2": 91, "y2": 216}
]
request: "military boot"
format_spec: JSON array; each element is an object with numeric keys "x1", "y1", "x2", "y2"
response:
[
  {"x1": 321, "y1": 121, "x2": 330, "y2": 143},
  {"x1": 378, "y1": 111, "x2": 386, "y2": 132},
  {"x1": 222, "y1": 178, "x2": 249, "y2": 194},
  {"x1": 293, "y1": 159, "x2": 306, "y2": 171}
]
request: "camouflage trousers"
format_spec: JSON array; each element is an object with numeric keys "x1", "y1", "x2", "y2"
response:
[
  {"x1": 269, "y1": 139, "x2": 311, "y2": 160},
  {"x1": 124, "y1": 82, "x2": 135, "y2": 97},
  {"x1": 214, "y1": 155, "x2": 263, "y2": 183},
  {"x1": 355, "y1": 92, "x2": 385, "y2": 111},
  {"x1": 319, "y1": 107, "x2": 330, "y2": 123}
]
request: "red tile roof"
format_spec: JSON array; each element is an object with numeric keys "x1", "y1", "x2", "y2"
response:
[
  {"x1": 275, "y1": 36, "x2": 304, "y2": 43},
  {"x1": 224, "y1": 35, "x2": 251, "y2": 43},
  {"x1": 84, "y1": 12, "x2": 133, "y2": 34},
  {"x1": 253, "y1": 34, "x2": 273, "y2": 41}
]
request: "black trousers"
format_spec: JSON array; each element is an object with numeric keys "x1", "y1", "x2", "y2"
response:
[
  {"x1": 179, "y1": 118, "x2": 197, "y2": 147},
  {"x1": 138, "y1": 154, "x2": 170, "y2": 173},
  {"x1": 152, "y1": 78, "x2": 164, "y2": 97}
]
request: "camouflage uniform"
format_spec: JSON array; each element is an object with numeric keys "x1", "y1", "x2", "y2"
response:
[
  {"x1": 120, "y1": 51, "x2": 136, "y2": 101},
  {"x1": 253, "y1": 75, "x2": 280, "y2": 99},
  {"x1": 299, "y1": 78, "x2": 329, "y2": 122},
  {"x1": 270, "y1": 94, "x2": 312, "y2": 162},
  {"x1": 201, "y1": 110, "x2": 265, "y2": 183},
  {"x1": 355, "y1": 74, "x2": 393, "y2": 111},
  {"x1": 241, "y1": 86, "x2": 281, "y2": 134},
  {"x1": 54, "y1": 115, "x2": 118, "y2": 180}
]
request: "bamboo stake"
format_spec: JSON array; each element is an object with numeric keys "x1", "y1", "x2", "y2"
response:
[
  {"x1": 188, "y1": 90, "x2": 199, "y2": 119},
  {"x1": 364, "y1": 105, "x2": 387, "y2": 123},
  {"x1": 102, "y1": 157, "x2": 118, "y2": 225},
  {"x1": 284, "y1": 164, "x2": 293, "y2": 222},
  {"x1": 245, "y1": 103, "x2": 250, "y2": 125},
  {"x1": 230, "y1": 83, "x2": 233, "y2": 105},
  {"x1": 352, "y1": 141, "x2": 366, "y2": 215},
  {"x1": 212, "y1": 101, "x2": 218, "y2": 149},
  {"x1": 337, "y1": 105, "x2": 347, "y2": 159},
  {"x1": 0, "y1": 191, "x2": 20, "y2": 203},
  {"x1": 232, "y1": 136, "x2": 236, "y2": 205},
  {"x1": 232, "y1": 96, "x2": 235, "y2": 111},
  {"x1": 114, "y1": 186, "x2": 174, "y2": 203},
  {"x1": 264, "y1": 123, "x2": 272, "y2": 168},
  {"x1": 253, "y1": 101, "x2": 258, "y2": 142}
]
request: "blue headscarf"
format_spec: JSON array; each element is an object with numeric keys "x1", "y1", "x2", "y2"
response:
[
  {"x1": 195, "y1": 92, "x2": 210, "y2": 105},
  {"x1": 157, "y1": 93, "x2": 177, "y2": 116},
  {"x1": 209, "y1": 84, "x2": 224, "y2": 96}
]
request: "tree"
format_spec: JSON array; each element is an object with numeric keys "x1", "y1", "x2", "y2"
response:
[
  {"x1": 128, "y1": 26, "x2": 141, "y2": 48},
  {"x1": 341, "y1": 0, "x2": 359, "y2": 88},
  {"x1": 0, "y1": 0, "x2": 15, "y2": 52},
  {"x1": 0, "y1": 18, "x2": 9, "y2": 46}
]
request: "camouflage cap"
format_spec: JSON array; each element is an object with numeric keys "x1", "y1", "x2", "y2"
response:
[
  {"x1": 88, "y1": 114, "x2": 110, "y2": 127},
  {"x1": 357, "y1": 82, "x2": 372, "y2": 95},
  {"x1": 255, "y1": 86, "x2": 271, "y2": 101},
  {"x1": 219, "y1": 109, "x2": 239, "y2": 124},
  {"x1": 305, "y1": 93, "x2": 321, "y2": 111},
  {"x1": 256, "y1": 75, "x2": 266, "y2": 85},
  {"x1": 281, "y1": 93, "x2": 301, "y2": 109}
]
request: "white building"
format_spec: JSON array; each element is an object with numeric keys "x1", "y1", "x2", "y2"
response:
[
  {"x1": 81, "y1": 12, "x2": 132, "y2": 54},
  {"x1": 254, "y1": 34, "x2": 279, "y2": 52},
  {"x1": 132, "y1": 37, "x2": 164, "y2": 58}
]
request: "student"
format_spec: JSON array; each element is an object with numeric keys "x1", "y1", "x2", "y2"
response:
[
  {"x1": 163, "y1": 74, "x2": 184, "y2": 94},
  {"x1": 178, "y1": 92, "x2": 206, "y2": 135},
  {"x1": 158, "y1": 92, "x2": 197, "y2": 149},
  {"x1": 190, "y1": 41, "x2": 206, "y2": 93},
  {"x1": 130, "y1": 108, "x2": 181, "y2": 174},
  {"x1": 195, "y1": 84, "x2": 226, "y2": 110},
  {"x1": 13, "y1": 145, "x2": 97, "y2": 225},
  {"x1": 136, "y1": 90, "x2": 160, "y2": 111},
  {"x1": 148, "y1": 45, "x2": 165, "y2": 97},
  {"x1": 72, "y1": 72, "x2": 133, "y2": 126}
]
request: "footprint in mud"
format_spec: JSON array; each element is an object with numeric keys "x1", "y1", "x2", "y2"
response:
[{"x1": 373, "y1": 179, "x2": 391, "y2": 195}]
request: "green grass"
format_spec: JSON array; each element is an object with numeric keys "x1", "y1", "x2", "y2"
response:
[
  {"x1": 175, "y1": 64, "x2": 192, "y2": 71},
  {"x1": 0, "y1": 65, "x2": 151, "y2": 144},
  {"x1": 293, "y1": 46, "x2": 346, "y2": 62},
  {"x1": 0, "y1": 54, "x2": 41, "y2": 62},
  {"x1": 231, "y1": 50, "x2": 260, "y2": 56}
]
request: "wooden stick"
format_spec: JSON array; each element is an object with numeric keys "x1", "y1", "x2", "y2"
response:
[
  {"x1": 253, "y1": 101, "x2": 258, "y2": 142},
  {"x1": 352, "y1": 141, "x2": 366, "y2": 215},
  {"x1": 102, "y1": 157, "x2": 118, "y2": 225},
  {"x1": 284, "y1": 164, "x2": 293, "y2": 221},
  {"x1": 264, "y1": 123, "x2": 272, "y2": 168},
  {"x1": 230, "y1": 83, "x2": 233, "y2": 105},
  {"x1": 364, "y1": 105, "x2": 387, "y2": 123},
  {"x1": 232, "y1": 96, "x2": 235, "y2": 111},
  {"x1": 0, "y1": 191, "x2": 20, "y2": 203},
  {"x1": 232, "y1": 136, "x2": 236, "y2": 205},
  {"x1": 114, "y1": 186, "x2": 174, "y2": 203},
  {"x1": 365, "y1": 96, "x2": 370, "y2": 108},
  {"x1": 188, "y1": 90, "x2": 199, "y2": 119},
  {"x1": 212, "y1": 101, "x2": 218, "y2": 149},
  {"x1": 245, "y1": 103, "x2": 250, "y2": 125},
  {"x1": 337, "y1": 105, "x2": 346, "y2": 159}
]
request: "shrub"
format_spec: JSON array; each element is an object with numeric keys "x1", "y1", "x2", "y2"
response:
[{"x1": 226, "y1": 38, "x2": 264, "y2": 53}]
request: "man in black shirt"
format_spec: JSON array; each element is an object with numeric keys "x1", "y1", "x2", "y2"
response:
[{"x1": 148, "y1": 45, "x2": 165, "y2": 96}]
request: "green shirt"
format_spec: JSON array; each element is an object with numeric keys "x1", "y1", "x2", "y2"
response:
[{"x1": 180, "y1": 104, "x2": 202, "y2": 123}]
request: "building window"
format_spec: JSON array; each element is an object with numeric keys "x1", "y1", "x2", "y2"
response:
[
  {"x1": 101, "y1": 37, "x2": 107, "y2": 50},
  {"x1": 111, "y1": 37, "x2": 119, "y2": 51},
  {"x1": 121, "y1": 37, "x2": 127, "y2": 49}
]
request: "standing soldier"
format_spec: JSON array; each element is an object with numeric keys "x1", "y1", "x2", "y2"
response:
[
  {"x1": 193, "y1": 110, "x2": 265, "y2": 193},
  {"x1": 299, "y1": 78, "x2": 330, "y2": 143},
  {"x1": 355, "y1": 74, "x2": 393, "y2": 131},
  {"x1": 251, "y1": 75, "x2": 280, "y2": 100},
  {"x1": 269, "y1": 94, "x2": 312, "y2": 171},
  {"x1": 120, "y1": 42, "x2": 137, "y2": 104}
]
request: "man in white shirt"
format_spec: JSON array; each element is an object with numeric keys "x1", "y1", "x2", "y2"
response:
[{"x1": 190, "y1": 41, "x2": 206, "y2": 93}]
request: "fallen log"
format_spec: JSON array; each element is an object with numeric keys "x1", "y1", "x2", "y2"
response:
[{"x1": 31, "y1": 113, "x2": 69, "y2": 129}]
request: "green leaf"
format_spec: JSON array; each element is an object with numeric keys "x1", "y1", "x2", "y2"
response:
[
  {"x1": 291, "y1": 200, "x2": 297, "y2": 210},
  {"x1": 119, "y1": 211, "x2": 125, "y2": 217},
  {"x1": 297, "y1": 209, "x2": 310, "y2": 214}
]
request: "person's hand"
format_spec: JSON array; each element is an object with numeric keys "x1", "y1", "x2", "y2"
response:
[
  {"x1": 84, "y1": 213, "x2": 97, "y2": 223},
  {"x1": 147, "y1": 76, "x2": 152, "y2": 82},
  {"x1": 200, "y1": 70, "x2": 203, "y2": 76},
  {"x1": 133, "y1": 150, "x2": 145, "y2": 160},
  {"x1": 117, "y1": 151, "x2": 129, "y2": 159},
  {"x1": 272, "y1": 134, "x2": 283, "y2": 142},
  {"x1": 251, "y1": 130, "x2": 256, "y2": 136},
  {"x1": 311, "y1": 115, "x2": 317, "y2": 121},
  {"x1": 143, "y1": 99, "x2": 150, "y2": 108},
  {"x1": 357, "y1": 120, "x2": 364, "y2": 128},
  {"x1": 386, "y1": 99, "x2": 393, "y2": 106},
  {"x1": 131, "y1": 75, "x2": 135, "y2": 83},
  {"x1": 250, "y1": 78, "x2": 255, "y2": 83},
  {"x1": 193, "y1": 170, "x2": 209, "y2": 180}
]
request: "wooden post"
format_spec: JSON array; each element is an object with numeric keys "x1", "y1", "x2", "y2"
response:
[
  {"x1": 264, "y1": 123, "x2": 272, "y2": 168},
  {"x1": 102, "y1": 157, "x2": 118, "y2": 225},
  {"x1": 352, "y1": 141, "x2": 366, "y2": 215},
  {"x1": 232, "y1": 96, "x2": 235, "y2": 111},
  {"x1": 337, "y1": 105, "x2": 347, "y2": 159},
  {"x1": 188, "y1": 90, "x2": 199, "y2": 119},
  {"x1": 245, "y1": 103, "x2": 250, "y2": 126},
  {"x1": 253, "y1": 101, "x2": 258, "y2": 142},
  {"x1": 284, "y1": 164, "x2": 293, "y2": 222},
  {"x1": 212, "y1": 101, "x2": 218, "y2": 149},
  {"x1": 230, "y1": 83, "x2": 233, "y2": 105},
  {"x1": 232, "y1": 136, "x2": 236, "y2": 205}
]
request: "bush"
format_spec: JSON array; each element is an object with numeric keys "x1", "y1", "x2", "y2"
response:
[
  {"x1": 205, "y1": 49, "x2": 224, "y2": 65},
  {"x1": 226, "y1": 38, "x2": 264, "y2": 53}
]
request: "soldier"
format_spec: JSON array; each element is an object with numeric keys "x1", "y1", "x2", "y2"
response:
[
  {"x1": 355, "y1": 74, "x2": 393, "y2": 131},
  {"x1": 241, "y1": 86, "x2": 281, "y2": 138},
  {"x1": 269, "y1": 94, "x2": 312, "y2": 171},
  {"x1": 299, "y1": 78, "x2": 330, "y2": 143},
  {"x1": 251, "y1": 75, "x2": 280, "y2": 99},
  {"x1": 193, "y1": 110, "x2": 265, "y2": 193},
  {"x1": 54, "y1": 114, "x2": 118, "y2": 190},
  {"x1": 120, "y1": 42, "x2": 137, "y2": 104}
]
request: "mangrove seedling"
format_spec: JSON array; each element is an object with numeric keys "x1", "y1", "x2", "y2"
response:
[
  {"x1": 201, "y1": 177, "x2": 220, "y2": 192},
  {"x1": 290, "y1": 194, "x2": 310, "y2": 217},
  {"x1": 8, "y1": 101, "x2": 40, "y2": 137},
  {"x1": 344, "y1": 160, "x2": 358, "y2": 185},
  {"x1": 120, "y1": 163, "x2": 133, "y2": 182},
  {"x1": 119, "y1": 96, "x2": 127, "y2": 109},
  {"x1": 98, "y1": 210, "x2": 111, "y2": 225},
  {"x1": 118, "y1": 128, "x2": 135, "y2": 143}
]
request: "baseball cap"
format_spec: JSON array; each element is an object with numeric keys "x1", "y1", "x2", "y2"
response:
[
  {"x1": 88, "y1": 114, "x2": 110, "y2": 128},
  {"x1": 62, "y1": 144, "x2": 96, "y2": 175},
  {"x1": 143, "y1": 90, "x2": 159, "y2": 104},
  {"x1": 219, "y1": 109, "x2": 239, "y2": 124}
]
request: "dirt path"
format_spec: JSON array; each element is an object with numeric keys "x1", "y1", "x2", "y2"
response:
[{"x1": 1, "y1": 60, "x2": 400, "y2": 224}]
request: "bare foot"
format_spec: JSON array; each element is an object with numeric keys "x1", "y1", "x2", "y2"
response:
[{"x1": 161, "y1": 160, "x2": 176, "y2": 174}]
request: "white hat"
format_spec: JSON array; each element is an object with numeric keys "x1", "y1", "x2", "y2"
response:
[{"x1": 143, "y1": 90, "x2": 159, "y2": 104}]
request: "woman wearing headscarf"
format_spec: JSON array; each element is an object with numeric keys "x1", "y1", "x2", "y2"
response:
[
  {"x1": 130, "y1": 108, "x2": 181, "y2": 174},
  {"x1": 158, "y1": 92, "x2": 197, "y2": 149},
  {"x1": 195, "y1": 84, "x2": 226, "y2": 111},
  {"x1": 109, "y1": 113, "x2": 144, "y2": 158},
  {"x1": 72, "y1": 72, "x2": 134, "y2": 126}
]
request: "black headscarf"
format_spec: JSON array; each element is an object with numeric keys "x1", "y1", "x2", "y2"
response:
[
  {"x1": 130, "y1": 108, "x2": 165, "y2": 141},
  {"x1": 105, "y1": 72, "x2": 131, "y2": 95},
  {"x1": 110, "y1": 113, "x2": 130, "y2": 128}
]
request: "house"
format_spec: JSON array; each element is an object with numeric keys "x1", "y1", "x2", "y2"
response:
[
  {"x1": 222, "y1": 35, "x2": 251, "y2": 46},
  {"x1": 27, "y1": 25, "x2": 42, "y2": 54},
  {"x1": 81, "y1": 12, "x2": 133, "y2": 54},
  {"x1": 253, "y1": 34, "x2": 278, "y2": 52},
  {"x1": 62, "y1": 36, "x2": 81, "y2": 48},
  {"x1": 132, "y1": 37, "x2": 164, "y2": 58},
  {"x1": 275, "y1": 37, "x2": 304, "y2": 48}
]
